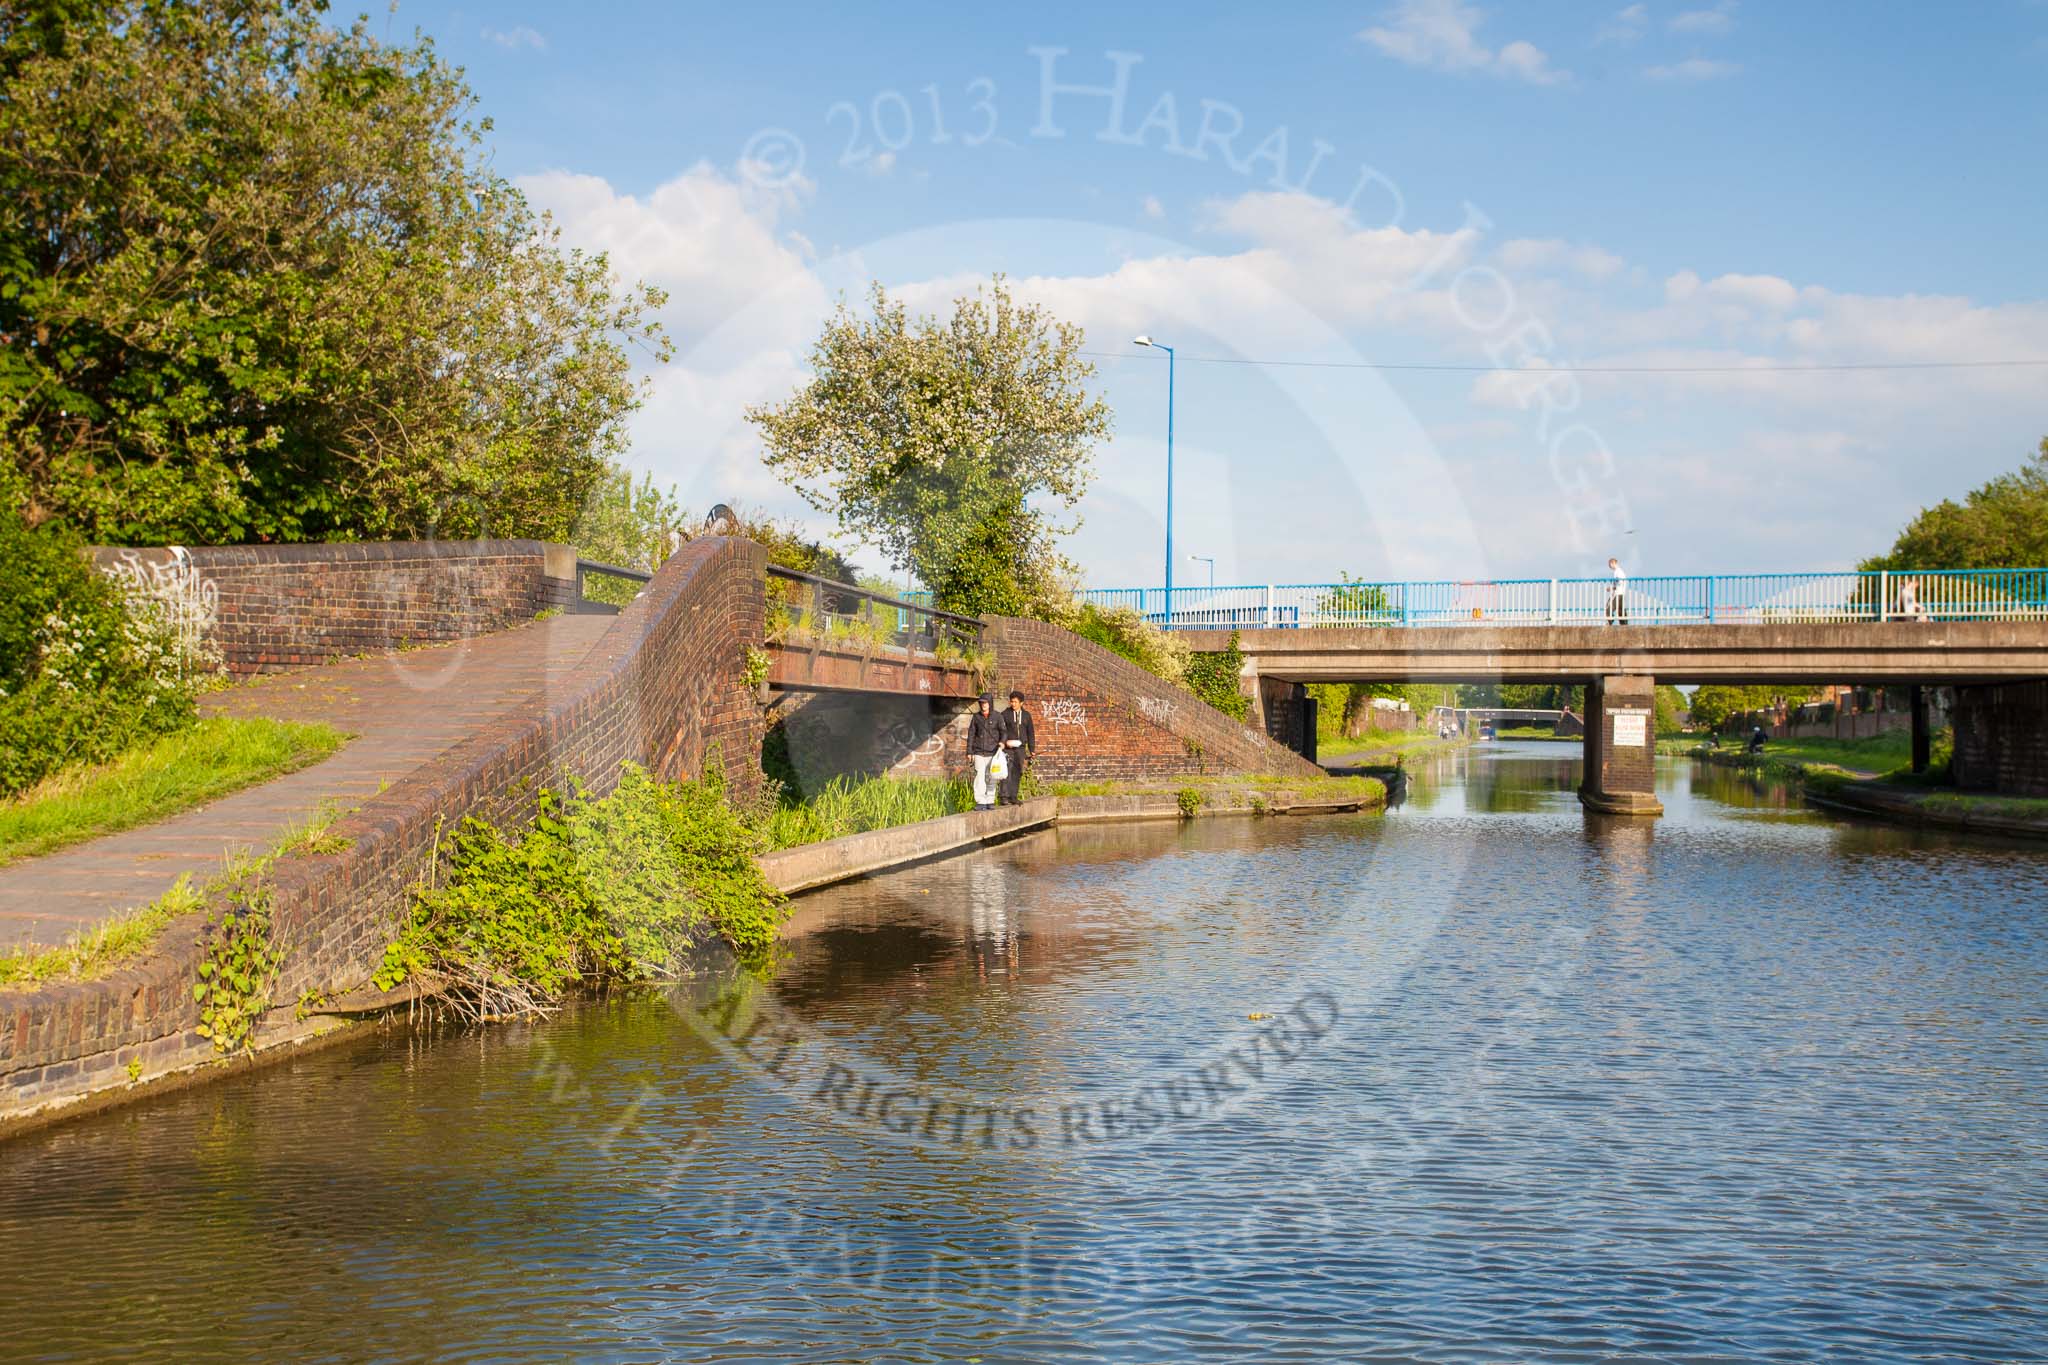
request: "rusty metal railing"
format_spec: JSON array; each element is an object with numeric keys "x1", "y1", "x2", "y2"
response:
[{"x1": 763, "y1": 565, "x2": 982, "y2": 655}]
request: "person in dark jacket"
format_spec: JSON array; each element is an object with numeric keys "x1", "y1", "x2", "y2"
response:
[
  {"x1": 997, "y1": 690, "x2": 1036, "y2": 806},
  {"x1": 967, "y1": 692, "x2": 1003, "y2": 809}
]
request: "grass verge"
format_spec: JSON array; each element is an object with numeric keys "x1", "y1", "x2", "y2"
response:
[
  {"x1": 0, "y1": 875, "x2": 208, "y2": 989},
  {"x1": 1319, "y1": 729, "x2": 1461, "y2": 764},
  {"x1": 0, "y1": 716, "x2": 347, "y2": 866},
  {"x1": 1662, "y1": 730, "x2": 1940, "y2": 780}
]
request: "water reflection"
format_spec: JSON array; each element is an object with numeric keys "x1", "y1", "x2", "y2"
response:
[{"x1": 2, "y1": 743, "x2": 2045, "y2": 1362}]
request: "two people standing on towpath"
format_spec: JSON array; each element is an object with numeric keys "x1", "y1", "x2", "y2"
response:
[{"x1": 968, "y1": 690, "x2": 1036, "y2": 810}]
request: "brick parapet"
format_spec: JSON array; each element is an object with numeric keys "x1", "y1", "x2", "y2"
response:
[{"x1": 92, "y1": 540, "x2": 580, "y2": 677}]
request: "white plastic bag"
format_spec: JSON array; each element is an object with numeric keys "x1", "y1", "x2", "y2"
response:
[{"x1": 988, "y1": 750, "x2": 1008, "y2": 781}]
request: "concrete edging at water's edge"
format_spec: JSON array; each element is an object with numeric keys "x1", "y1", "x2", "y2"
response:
[
  {"x1": 757, "y1": 799, "x2": 1059, "y2": 895},
  {"x1": 1801, "y1": 781, "x2": 2048, "y2": 841},
  {"x1": 1681, "y1": 746, "x2": 2048, "y2": 841},
  {"x1": 757, "y1": 785, "x2": 1389, "y2": 896}
]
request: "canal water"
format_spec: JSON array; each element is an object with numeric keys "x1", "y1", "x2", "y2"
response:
[{"x1": 3, "y1": 743, "x2": 2045, "y2": 1361}]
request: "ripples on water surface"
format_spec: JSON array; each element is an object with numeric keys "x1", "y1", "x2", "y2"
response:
[{"x1": 2, "y1": 743, "x2": 2045, "y2": 1362}]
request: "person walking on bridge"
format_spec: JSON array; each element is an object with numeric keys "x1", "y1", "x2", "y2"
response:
[
  {"x1": 968, "y1": 692, "x2": 1004, "y2": 810},
  {"x1": 1606, "y1": 556, "x2": 1629, "y2": 626},
  {"x1": 997, "y1": 690, "x2": 1036, "y2": 806}
]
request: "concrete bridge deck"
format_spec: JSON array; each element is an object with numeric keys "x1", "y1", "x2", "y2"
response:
[{"x1": 1177, "y1": 621, "x2": 2048, "y2": 685}]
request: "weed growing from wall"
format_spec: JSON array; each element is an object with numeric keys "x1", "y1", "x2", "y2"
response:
[
  {"x1": 194, "y1": 889, "x2": 283, "y2": 1055},
  {"x1": 375, "y1": 763, "x2": 787, "y2": 1021}
]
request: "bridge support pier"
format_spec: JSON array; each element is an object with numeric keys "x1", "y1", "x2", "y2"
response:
[{"x1": 1579, "y1": 674, "x2": 1663, "y2": 816}]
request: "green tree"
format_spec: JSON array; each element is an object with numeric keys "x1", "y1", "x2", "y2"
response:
[
  {"x1": 745, "y1": 278, "x2": 1110, "y2": 617},
  {"x1": 1861, "y1": 438, "x2": 2048, "y2": 571},
  {"x1": 1688, "y1": 685, "x2": 1789, "y2": 731},
  {"x1": 1, "y1": 0, "x2": 667, "y2": 545},
  {"x1": 1653, "y1": 684, "x2": 1687, "y2": 734},
  {"x1": 1311, "y1": 573, "x2": 1392, "y2": 625}
]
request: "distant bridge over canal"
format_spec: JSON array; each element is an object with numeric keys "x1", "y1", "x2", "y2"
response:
[{"x1": 1081, "y1": 569, "x2": 2048, "y2": 819}]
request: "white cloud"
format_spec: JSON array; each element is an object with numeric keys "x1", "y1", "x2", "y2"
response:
[
  {"x1": 1360, "y1": 0, "x2": 1571, "y2": 85},
  {"x1": 515, "y1": 162, "x2": 843, "y2": 531},
  {"x1": 1669, "y1": 1, "x2": 1737, "y2": 34},
  {"x1": 482, "y1": 25, "x2": 546, "y2": 51},
  {"x1": 1644, "y1": 58, "x2": 1741, "y2": 80},
  {"x1": 1499, "y1": 237, "x2": 1625, "y2": 280},
  {"x1": 1703, "y1": 272, "x2": 1803, "y2": 312},
  {"x1": 1595, "y1": 4, "x2": 1649, "y2": 44},
  {"x1": 1141, "y1": 195, "x2": 1165, "y2": 221},
  {"x1": 518, "y1": 161, "x2": 826, "y2": 358}
]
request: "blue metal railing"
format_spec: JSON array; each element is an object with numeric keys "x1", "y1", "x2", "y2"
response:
[{"x1": 1051, "y1": 568, "x2": 2048, "y2": 630}]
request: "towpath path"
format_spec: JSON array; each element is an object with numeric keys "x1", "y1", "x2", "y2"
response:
[{"x1": 0, "y1": 615, "x2": 612, "y2": 952}]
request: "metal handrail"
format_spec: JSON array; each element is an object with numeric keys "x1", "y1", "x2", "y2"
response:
[
  {"x1": 1078, "y1": 568, "x2": 2048, "y2": 630},
  {"x1": 764, "y1": 564, "x2": 983, "y2": 653},
  {"x1": 576, "y1": 558, "x2": 654, "y2": 584},
  {"x1": 569, "y1": 558, "x2": 657, "y2": 615}
]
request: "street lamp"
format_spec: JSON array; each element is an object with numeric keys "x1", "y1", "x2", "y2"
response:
[
  {"x1": 1188, "y1": 554, "x2": 1214, "y2": 588},
  {"x1": 1134, "y1": 335, "x2": 1175, "y2": 620}
]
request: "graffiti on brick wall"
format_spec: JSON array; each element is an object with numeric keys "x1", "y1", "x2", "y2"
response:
[
  {"x1": 1044, "y1": 697, "x2": 1087, "y2": 734},
  {"x1": 102, "y1": 546, "x2": 221, "y2": 674},
  {"x1": 1138, "y1": 695, "x2": 1176, "y2": 725},
  {"x1": 874, "y1": 711, "x2": 944, "y2": 769}
]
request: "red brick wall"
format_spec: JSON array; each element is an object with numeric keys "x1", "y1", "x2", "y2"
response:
[
  {"x1": 1584, "y1": 673, "x2": 1657, "y2": 797},
  {"x1": 768, "y1": 693, "x2": 976, "y2": 793},
  {"x1": 92, "y1": 541, "x2": 579, "y2": 677},
  {"x1": 1953, "y1": 680, "x2": 2048, "y2": 796},
  {"x1": 1, "y1": 538, "x2": 766, "y2": 1119},
  {"x1": 983, "y1": 617, "x2": 1320, "y2": 783}
]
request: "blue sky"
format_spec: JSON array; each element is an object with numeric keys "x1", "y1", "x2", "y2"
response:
[{"x1": 381, "y1": 1, "x2": 2048, "y2": 587}]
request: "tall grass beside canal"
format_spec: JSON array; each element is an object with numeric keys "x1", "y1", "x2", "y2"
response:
[{"x1": 765, "y1": 775, "x2": 974, "y2": 850}]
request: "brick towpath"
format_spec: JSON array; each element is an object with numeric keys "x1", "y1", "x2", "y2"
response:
[{"x1": 0, "y1": 615, "x2": 613, "y2": 952}]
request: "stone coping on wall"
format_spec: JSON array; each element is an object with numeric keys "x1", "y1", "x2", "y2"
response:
[{"x1": 94, "y1": 538, "x2": 563, "y2": 567}]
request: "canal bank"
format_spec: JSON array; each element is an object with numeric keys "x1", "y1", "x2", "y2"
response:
[
  {"x1": 1673, "y1": 739, "x2": 2048, "y2": 841},
  {"x1": 0, "y1": 776, "x2": 1387, "y2": 1139},
  {"x1": 5, "y1": 741, "x2": 2043, "y2": 1361}
]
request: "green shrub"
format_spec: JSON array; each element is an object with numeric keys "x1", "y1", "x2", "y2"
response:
[
  {"x1": 377, "y1": 764, "x2": 786, "y2": 1018},
  {"x1": 1060, "y1": 601, "x2": 1188, "y2": 684},
  {"x1": 1184, "y1": 631, "x2": 1249, "y2": 721},
  {"x1": 1176, "y1": 787, "x2": 1204, "y2": 820},
  {"x1": 0, "y1": 469, "x2": 211, "y2": 795}
]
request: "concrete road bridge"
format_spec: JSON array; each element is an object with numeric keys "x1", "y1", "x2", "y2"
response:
[{"x1": 1085, "y1": 569, "x2": 2048, "y2": 818}]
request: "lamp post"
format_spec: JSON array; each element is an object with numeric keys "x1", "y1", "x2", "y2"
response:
[
  {"x1": 1134, "y1": 335, "x2": 1175, "y2": 622},
  {"x1": 1188, "y1": 554, "x2": 1214, "y2": 588}
]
